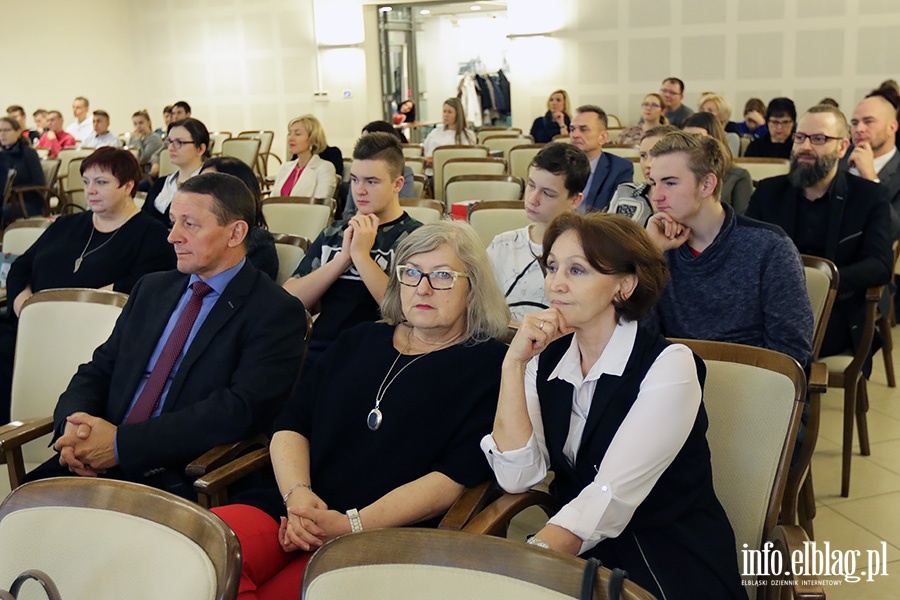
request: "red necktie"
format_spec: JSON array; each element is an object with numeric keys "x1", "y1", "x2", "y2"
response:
[{"x1": 125, "y1": 281, "x2": 214, "y2": 424}]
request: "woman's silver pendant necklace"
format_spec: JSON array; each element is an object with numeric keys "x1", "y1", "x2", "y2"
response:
[
  {"x1": 74, "y1": 224, "x2": 124, "y2": 273},
  {"x1": 369, "y1": 330, "x2": 425, "y2": 431}
]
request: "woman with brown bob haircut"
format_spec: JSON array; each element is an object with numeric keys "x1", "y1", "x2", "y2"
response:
[{"x1": 483, "y1": 212, "x2": 744, "y2": 599}]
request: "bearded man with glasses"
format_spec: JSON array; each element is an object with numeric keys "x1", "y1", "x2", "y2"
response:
[{"x1": 747, "y1": 105, "x2": 893, "y2": 359}]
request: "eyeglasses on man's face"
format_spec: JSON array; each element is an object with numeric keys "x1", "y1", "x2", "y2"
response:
[
  {"x1": 397, "y1": 265, "x2": 468, "y2": 290},
  {"x1": 792, "y1": 132, "x2": 844, "y2": 146}
]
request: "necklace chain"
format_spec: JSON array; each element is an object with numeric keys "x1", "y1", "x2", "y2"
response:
[{"x1": 73, "y1": 215, "x2": 132, "y2": 273}]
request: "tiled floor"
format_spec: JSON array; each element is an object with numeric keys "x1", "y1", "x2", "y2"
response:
[{"x1": 803, "y1": 344, "x2": 900, "y2": 598}]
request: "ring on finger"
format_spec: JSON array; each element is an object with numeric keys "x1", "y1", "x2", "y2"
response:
[{"x1": 539, "y1": 321, "x2": 545, "y2": 331}]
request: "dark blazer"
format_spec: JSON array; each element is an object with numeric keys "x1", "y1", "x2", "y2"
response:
[
  {"x1": 878, "y1": 151, "x2": 900, "y2": 238},
  {"x1": 746, "y1": 171, "x2": 892, "y2": 352},
  {"x1": 52, "y1": 261, "x2": 307, "y2": 484},
  {"x1": 582, "y1": 151, "x2": 634, "y2": 212}
]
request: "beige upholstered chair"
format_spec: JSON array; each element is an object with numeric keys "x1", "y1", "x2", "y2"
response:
[
  {"x1": 733, "y1": 157, "x2": 791, "y2": 184},
  {"x1": 272, "y1": 233, "x2": 310, "y2": 286},
  {"x1": 60, "y1": 158, "x2": 86, "y2": 211},
  {"x1": 55, "y1": 148, "x2": 93, "y2": 188},
  {"x1": 411, "y1": 174, "x2": 428, "y2": 199},
  {"x1": 400, "y1": 199, "x2": 443, "y2": 224},
  {"x1": 442, "y1": 158, "x2": 506, "y2": 188},
  {"x1": 400, "y1": 144, "x2": 424, "y2": 159},
  {"x1": 432, "y1": 145, "x2": 489, "y2": 204},
  {"x1": 508, "y1": 144, "x2": 545, "y2": 181},
  {"x1": 468, "y1": 200, "x2": 530, "y2": 247},
  {"x1": 0, "y1": 478, "x2": 240, "y2": 600},
  {"x1": 444, "y1": 175, "x2": 524, "y2": 210},
  {"x1": 1, "y1": 219, "x2": 52, "y2": 255},
  {"x1": 819, "y1": 285, "x2": 882, "y2": 498},
  {"x1": 209, "y1": 132, "x2": 232, "y2": 156},
  {"x1": 603, "y1": 145, "x2": 640, "y2": 159},
  {"x1": 220, "y1": 138, "x2": 261, "y2": 171},
  {"x1": 476, "y1": 127, "x2": 522, "y2": 144},
  {"x1": 12, "y1": 158, "x2": 60, "y2": 215},
  {"x1": 464, "y1": 340, "x2": 823, "y2": 600},
  {"x1": 0, "y1": 289, "x2": 128, "y2": 494},
  {"x1": 405, "y1": 157, "x2": 425, "y2": 176},
  {"x1": 237, "y1": 130, "x2": 278, "y2": 178},
  {"x1": 158, "y1": 146, "x2": 177, "y2": 177},
  {"x1": 261, "y1": 196, "x2": 335, "y2": 241},
  {"x1": 302, "y1": 528, "x2": 655, "y2": 600},
  {"x1": 482, "y1": 135, "x2": 534, "y2": 161}
]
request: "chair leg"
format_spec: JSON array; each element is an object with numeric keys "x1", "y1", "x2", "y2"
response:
[
  {"x1": 841, "y1": 381, "x2": 857, "y2": 498},
  {"x1": 856, "y1": 377, "x2": 871, "y2": 457},
  {"x1": 879, "y1": 315, "x2": 896, "y2": 387},
  {"x1": 798, "y1": 472, "x2": 816, "y2": 540}
]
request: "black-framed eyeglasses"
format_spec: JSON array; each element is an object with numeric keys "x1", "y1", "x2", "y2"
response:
[
  {"x1": 166, "y1": 138, "x2": 194, "y2": 149},
  {"x1": 396, "y1": 265, "x2": 468, "y2": 290},
  {"x1": 792, "y1": 132, "x2": 844, "y2": 146},
  {"x1": 768, "y1": 118, "x2": 794, "y2": 128}
]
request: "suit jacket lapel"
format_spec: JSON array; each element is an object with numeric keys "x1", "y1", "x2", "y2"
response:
[
  {"x1": 163, "y1": 262, "x2": 256, "y2": 409},
  {"x1": 825, "y1": 172, "x2": 848, "y2": 261},
  {"x1": 879, "y1": 151, "x2": 900, "y2": 182}
]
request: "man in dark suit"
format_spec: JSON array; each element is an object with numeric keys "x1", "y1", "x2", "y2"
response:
[
  {"x1": 569, "y1": 105, "x2": 632, "y2": 212},
  {"x1": 848, "y1": 92, "x2": 900, "y2": 238},
  {"x1": 747, "y1": 105, "x2": 893, "y2": 358},
  {"x1": 34, "y1": 172, "x2": 307, "y2": 497}
]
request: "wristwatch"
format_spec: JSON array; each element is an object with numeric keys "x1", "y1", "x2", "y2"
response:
[{"x1": 527, "y1": 536, "x2": 550, "y2": 549}]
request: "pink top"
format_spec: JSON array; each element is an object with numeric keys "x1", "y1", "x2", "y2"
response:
[{"x1": 280, "y1": 165, "x2": 305, "y2": 196}]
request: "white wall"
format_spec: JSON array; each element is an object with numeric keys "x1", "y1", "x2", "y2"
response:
[{"x1": 507, "y1": 0, "x2": 900, "y2": 130}]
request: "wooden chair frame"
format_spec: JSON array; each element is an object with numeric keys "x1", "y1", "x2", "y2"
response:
[
  {"x1": 400, "y1": 198, "x2": 444, "y2": 216},
  {"x1": 301, "y1": 528, "x2": 655, "y2": 600},
  {"x1": 433, "y1": 145, "x2": 490, "y2": 203},
  {"x1": 13, "y1": 159, "x2": 61, "y2": 217},
  {"x1": 0, "y1": 478, "x2": 240, "y2": 600},
  {"x1": 876, "y1": 240, "x2": 900, "y2": 387}
]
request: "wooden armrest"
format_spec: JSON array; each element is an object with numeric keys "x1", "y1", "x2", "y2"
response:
[
  {"x1": 767, "y1": 524, "x2": 826, "y2": 599},
  {"x1": 0, "y1": 417, "x2": 55, "y2": 452},
  {"x1": 807, "y1": 362, "x2": 828, "y2": 395},
  {"x1": 193, "y1": 447, "x2": 271, "y2": 501},
  {"x1": 866, "y1": 286, "x2": 882, "y2": 302},
  {"x1": 438, "y1": 481, "x2": 503, "y2": 531},
  {"x1": 184, "y1": 433, "x2": 269, "y2": 478},
  {"x1": 462, "y1": 489, "x2": 560, "y2": 537}
]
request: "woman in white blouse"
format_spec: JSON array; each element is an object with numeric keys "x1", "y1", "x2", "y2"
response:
[
  {"x1": 271, "y1": 115, "x2": 337, "y2": 199},
  {"x1": 422, "y1": 98, "x2": 476, "y2": 175},
  {"x1": 142, "y1": 117, "x2": 209, "y2": 227},
  {"x1": 482, "y1": 212, "x2": 743, "y2": 600}
]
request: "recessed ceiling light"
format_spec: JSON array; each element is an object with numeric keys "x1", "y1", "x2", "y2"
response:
[
  {"x1": 379, "y1": 6, "x2": 392, "y2": 12},
  {"x1": 420, "y1": 9, "x2": 431, "y2": 15},
  {"x1": 471, "y1": 5, "x2": 482, "y2": 10}
]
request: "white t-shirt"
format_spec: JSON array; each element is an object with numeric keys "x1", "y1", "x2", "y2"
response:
[
  {"x1": 422, "y1": 126, "x2": 476, "y2": 175},
  {"x1": 486, "y1": 225, "x2": 547, "y2": 322}
]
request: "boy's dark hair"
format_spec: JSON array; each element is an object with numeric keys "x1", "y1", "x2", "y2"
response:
[
  {"x1": 362, "y1": 120, "x2": 405, "y2": 143},
  {"x1": 352, "y1": 132, "x2": 405, "y2": 179},
  {"x1": 530, "y1": 143, "x2": 591, "y2": 197},
  {"x1": 173, "y1": 100, "x2": 192, "y2": 114}
]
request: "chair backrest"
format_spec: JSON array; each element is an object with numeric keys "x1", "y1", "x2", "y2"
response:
[
  {"x1": 12, "y1": 289, "x2": 128, "y2": 465},
  {"x1": 411, "y1": 174, "x2": 427, "y2": 199},
  {"x1": 483, "y1": 135, "x2": 534, "y2": 161},
  {"x1": 401, "y1": 144, "x2": 424, "y2": 159},
  {"x1": 433, "y1": 145, "x2": 489, "y2": 203},
  {"x1": 302, "y1": 528, "x2": 655, "y2": 600},
  {"x1": 0, "y1": 478, "x2": 240, "y2": 600},
  {"x1": 603, "y1": 145, "x2": 640, "y2": 159},
  {"x1": 400, "y1": 199, "x2": 444, "y2": 224},
  {"x1": 237, "y1": 131, "x2": 275, "y2": 177},
  {"x1": 62, "y1": 159, "x2": 87, "y2": 209},
  {"x1": 2, "y1": 219, "x2": 52, "y2": 255},
  {"x1": 405, "y1": 157, "x2": 425, "y2": 176},
  {"x1": 606, "y1": 114, "x2": 623, "y2": 128},
  {"x1": 445, "y1": 175, "x2": 524, "y2": 209},
  {"x1": 508, "y1": 144, "x2": 545, "y2": 181},
  {"x1": 476, "y1": 127, "x2": 522, "y2": 144},
  {"x1": 262, "y1": 196, "x2": 335, "y2": 240},
  {"x1": 220, "y1": 138, "x2": 261, "y2": 170},
  {"x1": 628, "y1": 157, "x2": 646, "y2": 184},
  {"x1": 671, "y1": 339, "x2": 805, "y2": 598},
  {"x1": 801, "y1": 255, "x2": 839, "y2": 361},
  {"x1": 468, "y1": 200, "x2": 530, "y2": 247},
  {"x1": 733, "y1": 158, "x2": 790, "y2": 183},
  {"x1": 442, "y1": 158, "x2": 507, "y2": 186},
  {"x1": 209, "y1": 132, "x2": 232, "y2": 156},
  {"x1": 41, "y1": 159, "x2": 61, "y2": 190},
  {"x1": 2, "y1": 169, "x2": 15, "y2": 205},
  {"x1": 158, "y1": 147, "x2": 177, "y2": 177},
  {"x1": 273, "y1": 233, "x2": 310, "y2": 285},
  {"x1": 341, "y1": 158, "x2": 354, "y2": 185},
  {"x1": 56, "y1": 149, "x2": 93, "y2": 185}
]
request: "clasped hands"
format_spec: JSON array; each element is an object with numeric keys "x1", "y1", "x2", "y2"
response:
[
  {"x1": 278, "y1": 489, "x2": 351, "y2": 553},
  {"x1": 339, "y1": 213, "x2": 380, "y2": 268},
  {"x1": 54, "y1": 412, "x2": 118, "y2": 476}
]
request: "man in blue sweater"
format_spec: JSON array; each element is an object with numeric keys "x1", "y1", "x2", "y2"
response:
[{"x1": 645, "y1": 131, "x2": 813, "y2": 367}]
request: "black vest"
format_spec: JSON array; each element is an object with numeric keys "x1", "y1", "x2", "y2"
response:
[{"x1": 536, "y1": 325, "x2": 744, "y2": 599}]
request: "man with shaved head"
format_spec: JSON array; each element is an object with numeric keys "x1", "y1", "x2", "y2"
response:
[{"x1": 849, "y1": 92, "x2": 900, "y2": 230}]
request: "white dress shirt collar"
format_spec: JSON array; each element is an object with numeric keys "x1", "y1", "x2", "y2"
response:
[{"x1": 547, "y1": 320, "x2": 637, "y2": 389}]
